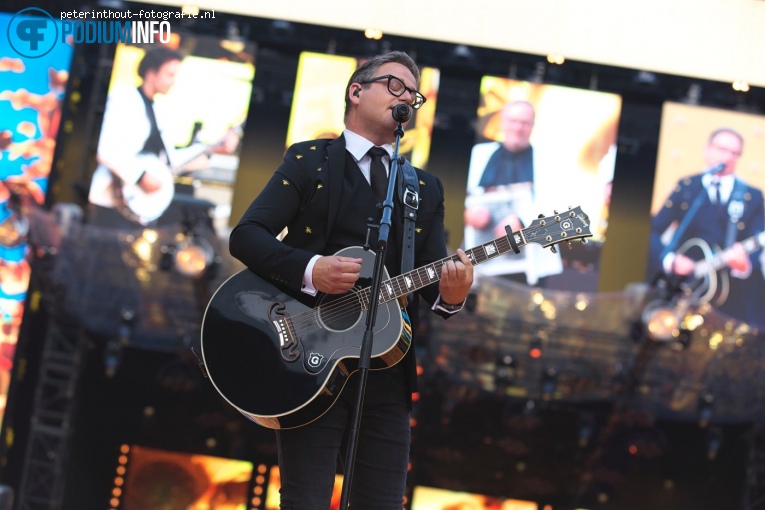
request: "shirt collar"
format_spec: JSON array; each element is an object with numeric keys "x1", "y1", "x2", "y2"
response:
[
  {"x1": 701, "y1": 172, "x2": 734, "y2": 188},
  {"x1": 344, "y1": 129, "x2": 392, "y2": 162}
]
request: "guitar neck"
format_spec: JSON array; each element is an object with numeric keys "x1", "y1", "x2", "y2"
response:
[{"x1": 368, "y1": 230, "x2": 529, "y2": 307}]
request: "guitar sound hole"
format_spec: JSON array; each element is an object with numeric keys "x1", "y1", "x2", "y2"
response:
[{"x1": 317, "y1": 287, "x2": 365, "y2": 332}]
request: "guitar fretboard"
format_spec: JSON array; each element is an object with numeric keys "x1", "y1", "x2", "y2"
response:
[{"x1": 360, "y1": 231, "x2": 528, "y2": 309}]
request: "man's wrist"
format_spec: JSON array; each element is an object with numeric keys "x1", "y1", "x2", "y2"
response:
[{"x1": 439, "y1": 300, "x2": 463, "y2": 311}]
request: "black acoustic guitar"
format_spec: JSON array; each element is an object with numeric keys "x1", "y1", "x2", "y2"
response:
[{"x1": 201, "y1": 206, "x2": 592, "y2": 429}]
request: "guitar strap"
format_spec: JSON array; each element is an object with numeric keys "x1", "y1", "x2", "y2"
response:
[
  {"x1": 398, "y1": 158, "x2": 420, "y2": 273},
  {"x1": 661, "y1": 181, "x2": 708, "y2": 260},
  {"x1": 397, "y1": 158, "x2": 419, "y2": 303},
  {"x1": 724, "y1": 180, "x2": 746, "y2": 248},
  {"x1": 137, "y1": 87, "x2": 170, "y2": 161},
  {"x1": 110, "y1": 88, "x2": 170, "y2": 224}
]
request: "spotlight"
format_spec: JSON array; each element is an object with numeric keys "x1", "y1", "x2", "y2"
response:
[
  {"x1": 529, "y1": 330, "x2": 546, "y2": 358},
  {"x1": 174, "y1": 235, "x2": 215, "y2": 278},
  {"x1": 641, "y1": 298, "x2": 693, "y2": 342}
]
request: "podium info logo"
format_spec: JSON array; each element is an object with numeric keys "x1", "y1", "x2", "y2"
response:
[
  {"x1": 7, "y1": 7, "x2": 58, "y2": 59},
  {"x1": 7, "y1": 7, "x2": 174, "y2": 59}
]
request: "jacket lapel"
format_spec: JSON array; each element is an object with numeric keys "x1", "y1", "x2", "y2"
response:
[{"x1": 325, "y1": 135, "x2": 347, "y2": 236}]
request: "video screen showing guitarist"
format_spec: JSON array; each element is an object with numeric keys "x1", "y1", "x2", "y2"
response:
[
  {"x1": 648, "y1": 126, "x2": 765, "y2": 328},
  {"x1": 88, "y1": 46, "x2": 240, "y2": 228}
]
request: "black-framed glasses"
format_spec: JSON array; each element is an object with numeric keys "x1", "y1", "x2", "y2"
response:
[{"x1": 359, "y1": 74, "x2": 427, "y2": 109}]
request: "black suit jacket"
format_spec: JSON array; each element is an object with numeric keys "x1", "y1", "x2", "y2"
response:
[{"x1": 229, "y1": 135, "x2": 455, "y2": 390}]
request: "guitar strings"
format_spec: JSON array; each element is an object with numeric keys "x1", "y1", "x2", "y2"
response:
[{"x1": 284, "y1": 220, "x2": 561, "y2": 335}]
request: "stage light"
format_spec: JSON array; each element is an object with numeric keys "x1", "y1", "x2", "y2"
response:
[
  {"x1": 732, "y1": 80, "x2": 750, "y2": 92},
  {"x1": 541, "y1": 367, "x2": 558, "y2": 401},
  {"x1": 546, "y1": 53, "x2": 565, "y2": 65},
  {"x1": 452, "y1": 44, "x2": 474, "y2": 59},
  {"x1": 706, "y1": 426, "x2": 723, "y2": 460},
  {"x1": 529, "y1": 330, "x2": 546, "y2": 358},
  {"x1": 698, "y1": 393, "x2": 714, "y2": 429},
  {"x1": 494, "y1": 353, "x2": 517, "y2": 390},
  {"x1": 578, "y1": 414, "x2": 595, "y2": 448},
  {"x1": 130, "y1": 229, "x2": 158, "y2": 266},
  {"x1": 181, "y1": 4, "x2": 199, "y2": 16},
  {"x1": 104, "y1": 339, "x2": 123, "y2": 378},
  {"x1": 641, "y1": 298, "x2": 694, "y2": 342},
  {"x1": 174, "y1": 235, "x2": 215, "y2": 278},
  {"x1": 364, "y1": 28, "x2": 383, "y2": 40}
]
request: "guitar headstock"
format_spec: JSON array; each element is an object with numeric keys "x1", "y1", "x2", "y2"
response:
[{"x1": 521, "y1": 206, "x2": 592, "y2": 252}]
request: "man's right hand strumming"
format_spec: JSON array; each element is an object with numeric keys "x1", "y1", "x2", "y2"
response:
[{"x1": 312, "y1": 255, "x2": 363, "y2": 294}]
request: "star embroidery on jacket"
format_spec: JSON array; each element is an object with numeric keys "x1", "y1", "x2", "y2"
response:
[
  {"x1": 415, "y1": 228, "x2": 422, "y2": 233},
  {"x1": 305, "y1": 227, "x2": 312, "y2": 234},
  {"x1": 296, "y1": 154, "x2": 303, "y2": 160},
  {"x1": 317, "y1": 183, "x2": 323, "y2": 189},
  {"x1": 310, "y1": 146, "x2": 316, "y2": 150},
  {"x1": 282, "y1": 179, "x2": 290, "y2": 186},
  {"x1": 419, "y1": 180, "x2": 425, "y2": 186}
]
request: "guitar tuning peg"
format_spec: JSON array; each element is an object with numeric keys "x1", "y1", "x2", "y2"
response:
[
  {"x1": 538, "y1": 213, "x2": 545, "y2": 218},
  {"x1": 581, "y1": 238, "x2": 588, "y2": 244},
  {"x1": 550, "y1": 245, "x2": 558, "y2": 254},
  {"x1": 553, "y1": 210, "x2": 559, "y2": 214}
]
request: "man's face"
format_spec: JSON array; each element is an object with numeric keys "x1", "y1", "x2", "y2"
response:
[
  {"x1": 704, "y1": 131, "x2": 743, "y2": 176},
  {"x1": 353, "y1": 62, "x2": 418, "y2": 141},
  {"x1": 500, "y1": 102, "x2": 535, "y2": 152},
  {"x1": 146, "y1": 59, "x2": 180, "y2": 95}
]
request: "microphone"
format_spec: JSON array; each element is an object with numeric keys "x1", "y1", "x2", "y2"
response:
[
  {"x1": 705, "y1": 162, "x2": 725, "y2": 175},
  {"x1": 392, "y1": 104, "x2": 412, "y2": 123}
]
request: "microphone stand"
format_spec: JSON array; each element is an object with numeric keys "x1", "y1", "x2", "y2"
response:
[{"x1": 339, "y1": 114, "x2": 407, "y2": 509}]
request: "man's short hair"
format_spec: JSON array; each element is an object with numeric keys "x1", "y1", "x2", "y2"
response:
[
  {"x1": 137, "y1": 47, "x2": 183, "y2": 79},
  {"x1": 709, "y1": 127, "x2": 744, "y2": 148},
  {"x1": 344, "y1": 51, "x2": 421, "y2": 118}
]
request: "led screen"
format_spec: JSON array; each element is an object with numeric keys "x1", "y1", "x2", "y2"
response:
[
  {"x1": 87, "y1": 33, "x2": 255, "y2": 234},
  {"x1": 464, "y1": 76, "x2": 621, "y2": 292},
  {"x1": 120, "y1": 445, "x2": 253, "y2": 509},
  {"x1": 646, "y1": 101, "x2": 765, "y2": 329},
  {"x1": 411, "y1": 485, "x2": 538, "y2": 509},
  {"x1": 265, "y1": 465, "x2": 344, "y2": 509},
  {"x1": 0, "y1": 11, "x2": 73, "y2": 431}
]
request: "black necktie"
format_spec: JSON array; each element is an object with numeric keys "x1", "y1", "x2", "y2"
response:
[
  {"x1": 368, "y1": 146, "x2": 389, "y2": 203},
  {"x1": 711, "y1": 180, "x2": 723, "y2": 206}
]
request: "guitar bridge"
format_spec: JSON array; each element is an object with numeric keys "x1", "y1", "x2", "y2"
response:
[{"x1": 270, "y1": 305, "x2": 299, "y2": 362}]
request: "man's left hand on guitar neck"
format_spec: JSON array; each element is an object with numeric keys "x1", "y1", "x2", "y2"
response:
[{"x1": 438, "y1": 248, "x2": 474, "y2": 306}]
